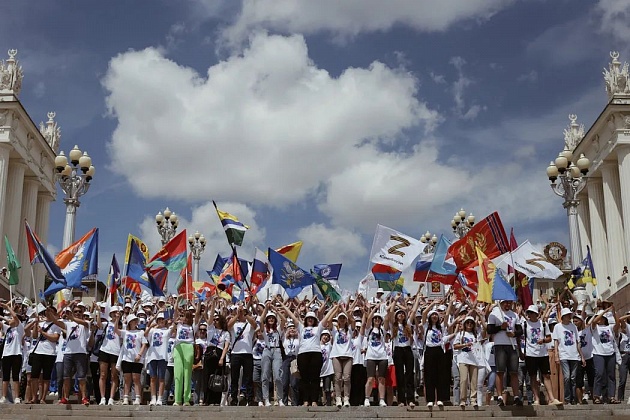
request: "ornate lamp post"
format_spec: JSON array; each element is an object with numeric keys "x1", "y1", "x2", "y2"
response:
[
  {"x1": 188, "y1": 231, "x2": 207, "y2": 282},
  {"x1": 451, "y1": 208, "x2": 475, "y2": 239},
  {"x1": 420, "y1": 231, "x2": 438, "y2": 253},
  {"x1": 155, "y1": 207, "x2": 178, "y2": 246},
  {"x1": 54, "y1": 145, "x2": 95, "y2": 248},
  {"x1": 545, "y1": 126, "x2": 590, "y2": 267}
]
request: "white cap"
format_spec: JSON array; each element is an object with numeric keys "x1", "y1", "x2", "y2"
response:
[
  {"x1": 265, "y1": 311, "x2": 277, "y2": 321},
  {"x1": 158, "y1": 296, "x2": 166, "y2": 303},
  {"x1": 526, "y1": 304, "x2": 539, "y2": 315},
  {"x1": 437, "y1": 305, "x2": 447, "y2": 312},
  {"x1": 187, "y1": 305, "x2": 195, "y2": 311},
  {"x1": 110, "y1": 306, "x2": 122, "y2": 313},
  {"x1": 156, "y1": 312, "x2": 165, "y2": 319},
  {"x1": 83, "y1": 311, "x2": 92, "y2": 318},
  {"x1": 560, "y1": 307, "x2": 573, "y2": 318},
  {"x1": 97, "y1": 302, "x2": 107, "y2": 308},
  {"x1": 304, "y1": 311, "x2": 318, "y2": 321},
  {"x1": 126, "y1": 314, "x2": 138, "y2": 324},
  {"x1": 463, "y1": 316, "x2": 475, "y2": 323},
  {"x1": 376, "y1": 288, "x2": 384, "y2": 294},
  {"x1": 124, "y1": 303, "x2": 133, "y2": 309},
  {"x1": 142, "y1": 300, "x2": 153, "y2": 307},
  {"x1": 321, "y1": 329, "x2": 331, "y2": 336}
]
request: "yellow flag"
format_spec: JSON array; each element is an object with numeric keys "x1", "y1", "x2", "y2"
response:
[
  {"x1": 475, "y1": 247, "x2": 495, "y2": 303},
  {"x1": 125, "y1": 234, "x2": 149, "y2": 264},
  {"x1": 274, "y1": 241, "x2": 303, "y2": 263}
]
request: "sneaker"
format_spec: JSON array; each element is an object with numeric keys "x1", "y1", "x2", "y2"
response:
[
  {"x1": 14, "y1": 398, "x2": 21, "y2": 404},
  {"x1": 183, "y1": 402, "x2": 190, "y2": 406},
  {"x1": 437, "y1": 400, "x2": 444, "y2": 407},
  {"x1": 514, "y1": 396, "x2": 523, "y2": 406},
  {"x1": 532, "y1": 400, "x2": 540, "y2": 406},
  {"x1": 336, "y1": 397, "x2": 342, "y2": 408},
  {"x1": 156, "y1": 399, "x2": 163, "y2": 406},
  {"x1": 264, "y1": 400, "x2": 271, "y2": 407},
  {"x1": 122, "y1": 397, "x2": 129, "y2": 405},
  {"x1": 58, "y1": 398, "x2": 69, "y2": 405},
  {"x1": 108, "y1": 398, "x2": 115, "y2": 406},
  {"x1": 149, "y1": 397, "x2": 156, "y2": 406},
  {"x1": 82, "y1": 398, "x2": 90, "y2": 407},
  {"x1": 497, "y1": 396, "x2": 505, "y2": 407},
  {"x1": 343, "y1": 397, "x2": 350, "y2": 407},
  {"x1": 473, "y1": 402, "x2": 478, "y2": 408},
  {"x1": 278, "y1": 400, "x2": 285, "y2": 406},
  {"x1": 0, "y1": 397, "x2": 6, "y2": 404},
  {"x1": 99, "y1": 397, "x2": 107, "y2": 406},
  {"x1": 173, "y1": 402, "x2": 180, "y2": 406},
  {"x1": 133, "y1": 398, "x2": 140, "y2": 405},
  {"x1": 364, "y1": 398, "x2": 370, "y2": 407},
  {"x1": 258, "y1": 401, "x2": 264, "y2": 407},
  {"x1": 379, "y1": 399, "x2": 387, "y2": 407},
  {"x1": 460, "y1": 401, "x2": 466, "y2": 408},
  {"x1": 427, "y1": 402, "x2": 433, "y2": 408}
]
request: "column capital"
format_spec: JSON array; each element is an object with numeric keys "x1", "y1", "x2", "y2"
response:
[{"x1": 37, "y1": 190, "x2": 54, "y2": 202}]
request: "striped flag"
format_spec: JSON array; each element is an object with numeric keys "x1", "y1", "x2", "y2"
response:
[{"x1": 213, "y1": 202, "x2": 249, "y2": 247}]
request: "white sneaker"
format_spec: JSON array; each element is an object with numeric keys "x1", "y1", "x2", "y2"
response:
[
  {"x1": 99, "y1": 397, "x2": 106, "y2": 406},
  {"x1": 156, "y1": 399, "x2": 163, "y2": 406},
  {"x1": 173, "y1": 402, "x2": 179, "y2": 406},
  {"x1": 133, "y1": 398, "x2": 140, "y2": 405},
  {"x1": 149, "y1": 397, "x2": 156, "y2": 406},
  {"x1": 258, "y1": 401, "x2": 264, "y2": 406},
  {"x1": 336, "y1": 397, "x2": 342, "y2": 408},
  {"x1": 278, "y1": 400, "x2": 285, "y2": 406},
  {"x1": 264, "y1": 399, "x2": 271, "y2": 407},
  {"x1": 107, "y1": 398, "x2": 115, "y2": 406},
  {"x1": 343, "y1": 396, "x2": 350, "y2": 407},
  {"x1": 364, "y1": 398, "x2": 370, "y2": 407},
  {"x1": 427, "y1": 402, "x2": 433, "y2": 407},
  {"x1": 379, "y1": 399, "x2": 387, "y2": 407},
  {"x1": 437, "y1": 400, "x2": 444, "y2": 407},
  {"x1": 14, "y1": 398, "x2": 21, "y2": 404},
  {"x1": 122, "y1": 397, "x2": 129, "y2": 405},
  {"x1": 627, "y1": 397, "x2": 630, "y2": 405}
]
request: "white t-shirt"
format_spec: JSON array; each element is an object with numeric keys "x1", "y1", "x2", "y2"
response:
[
  {"x1": 2, "y1": 323, "x2": 24, "y2": 357},
  {"x1": 283, "y1": 336, "x2": 299, "y2": 357},
  {"x1": 99, "y1": 321, "x2": 121, "y2": 356},
  {"x1": 231, "y1": 322, "x2": 254, "y2": 354},
  {"x1": 121, "y1": 329, "x2": 147, "y2": 363},
  {"x1": 175, "y1": 323, "x2": 196, "y2": 346},
  {"x1": 455, "y1": 331, "x2": 478, "y2": 366},
  {"x1": 207, "y1": 327, "x2": 230, "y2": 350},
  {"x1": 424, "y1": 324, "x2": 444, "y2": 348},
  {"x1": 253, "y1": 338, "x2": 265, "y2": 360},
  {"x1": 591, "y1": 324, "x2": 615, "y2": 356},
  {"x1": 34, "y1": 321, "x2": 61, "y2": 356},
  {"x1": 385, "y1": 340, "x2": 394, "y2": 366},
  {"x1": 298, "y1": 323, "x2": 323, "y2": 354},
  {"x1": 146, "y1": 327, "x2": 170, "y2": 362},
  {"x1": 330, "y1": 327, "x2": 353, "y2": 358},
  {"x1": 321, "y1": 342, "x2": 333, "y2": 376},
  {"x1": 263, "y1": 327, "x2": 282, "y2": 349},
  {"x1": 352, "y1": 334, "x2": 364, "y2": 365},
  {"x1": 552, "y1": 322, "x2": 580, "y2": 361},
  {"x1": 485, "y1": 341, "x2": 495, "y2": 367},
  {"x1": 365, "y1": 327, "x2": 388, "y2": 361},
  {"x1": 393, "y1": 321, "x2": 412, "y2": 348},
  {"x1": 578, "y1": 327, "x2": 593, "y2": 359},
  {"x1": 61, "y1": 321, "x2": 89, "y2": 355},
  {"x1": 488, "y1": 307, "x2": 518, "y2": 346},
  {"x1": 522, "y1": 319, "x2": 550, "y2": 358},
  {"x1": 166, "y1": 337, "x2": 176, "y2": 367}
]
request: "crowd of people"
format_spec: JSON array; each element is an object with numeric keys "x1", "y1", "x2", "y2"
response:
[{"x1": 1, "y1": 286, "x2": 630, "y2": 409}]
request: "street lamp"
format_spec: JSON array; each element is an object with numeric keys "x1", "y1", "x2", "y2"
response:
[
  {"x1": 451, "y1": 208, "x2": 475, "y2": 239},
  {"x1": 546, "y1": 143, "x2": 590, "y2": 267},
  {"x1": 54, "y1": 145, "x2": 95, "y2": 248},
  {"x1": 420, "y1": 231, "x2": 438, "y2": 253},
  {"x1": 188, "y1": 231, "x2": 207, "y2": 282},
  {"x1": 155, "y1": 207, "x2": 178, "y2": 246}
]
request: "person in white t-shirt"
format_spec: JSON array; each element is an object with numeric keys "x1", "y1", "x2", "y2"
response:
[
  {"x1": 330, "y1": 306, "x2": 355, "y2": 408},
  {"x1": 144, "y1": 312, "x2": 170, "y2": 406},
  {"x1": 0, "y1": 301, "x2": 24, "y2": 404},
  {"x1": 119, "y1": 314, "x2": 148, "y2": 405},
  {"x1": 96, "y1": 305, "x2": 122, "y2": 406},
  {"x1": 320, "y1": 330, "x2": 334, "y2": 406},
  {"x1": 27, "y1": 304, "x2": 62, "y2": 404},
  {"x1": 227, "y1": 303, "x2": 257, "y2": 406},
  {"x1": 360, "y1": 306, "x2": 388, "y2": 408},
  {"x1": 453, "y1": 316, "x2": 481, "y2": 408},
  {"x1": 552, "y1": 307, "x2": 585, "y2": 405},
  {"x1": 590, "y1": 306, "x2": 620, "y2": 404}
]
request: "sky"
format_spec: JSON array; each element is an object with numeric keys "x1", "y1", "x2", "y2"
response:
[{"x1": 3, "y1": 0, "x2": 630, "y2": 295}]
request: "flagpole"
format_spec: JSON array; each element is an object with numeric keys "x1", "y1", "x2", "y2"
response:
[
  {"x1": 231, "y1": 244, "x2": 252, "y2": 297},
  {"x1": 9, "y1": 284, "x2": 12, "y2": 305},
  {"x1": 30, "y1": 265, "x2": 38, "y2": 306}
]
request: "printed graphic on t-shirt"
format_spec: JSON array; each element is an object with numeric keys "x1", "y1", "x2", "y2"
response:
[
  {"x1": 303, "y1": 327, "x2": 315, "y2": 340},
  {"x1": 106, "y1": 326, "x2": 116, "y2": 340},
  {"x1": 600, "y1": 329, "x2": 611, "y2": 344},
  {"x1": 322, "y1": 346, "x2": 329, "y2": 362},
  {"x1": 210, "y1": 332, "x2": 220, "y2": 346},
  {"x1": 178, "y1": 328, "x2": 190, "y2": 340},
  {"x1": 336, "y1": 330, "x2": 348, "y2": 345},
  {"x1": 579, "y1": 334, "x2": 588, "y2": 348},
  {"x1": 152, "y1": 332, "x2": 163, "y2": 347},
  {"x1": 167, "y1": 340, "x2": 175, "y2": 354},
  {"x1": 461, "y1": 336, "x2": 473, "y2": 352},
  {"x1": 254, "y1": 341, "x2": 265, "y2": 357},
  {"x1": 5, "y1": 329, "x2": 15, "y2": 344},
  {"x1": 563, "y1": 330, "x2": 575, "y2": 346},
  {"x1": 126, "y1": 333, "x2": 137, "y2": 349},
  {"x1": 398, "y1": 326, "x2": 409, "y2": 344},
  {"x1": 235, "y1": 326, "x2": 245, "y2": 341},
  {"x1": 429, "y1": 328, "x2": 442, "y2": 344},
  {"x1": 529, "y1": 327, "x2": 541, "y2": 344},
  {"x1": 370, "y1": 331, "x2": 382, "y2": 347}
]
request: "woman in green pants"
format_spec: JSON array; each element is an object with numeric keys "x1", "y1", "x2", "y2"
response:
[{"x1": 171, "y1": 305, "x2": 199, "y2": 405}]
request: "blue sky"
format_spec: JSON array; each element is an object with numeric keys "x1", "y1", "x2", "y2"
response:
[{"x1": 3, "y1": 0, "x2": 630, "y2": 294}]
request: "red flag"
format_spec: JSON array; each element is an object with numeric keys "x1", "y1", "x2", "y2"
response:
[
  {"x1": 448, "y1": 212, "x2": 510, "y2": 270},
  {"x1": 510, "y1": 228, "x2": 533, "y2": 308},
  {"x1": 177, "y1": 253, "x2": 193, "y2": 296}
]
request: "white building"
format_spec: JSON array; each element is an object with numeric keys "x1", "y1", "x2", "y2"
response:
[{"x1": 0, "y1": 50, "x2": 59, "y2": 300}]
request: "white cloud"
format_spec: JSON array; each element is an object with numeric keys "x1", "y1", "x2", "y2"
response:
[
  {"x1": 137, "y1": 201, "x2": 266, "y2": 273},
  {"x1": 296, "y1": 223, "x2": 367, "y2": 263},
  {"x1": 103, "y1": 32, "x2": 439, "y2": 207},
  {"x1": 221, "y1": 0, "x2": 515, "y2": 45},
  {"x1": 449, "y1": 56, "x2": 485, "y2": 120},
  {"x1": 517, "y1": 70, "x2": 538, "y2": 83},
  {"x1": 430, "y1": 72, "x2": 446, "y2": 84},
  {"x1": 596, "y1": 0, "x2": 630, "y2": 43}
]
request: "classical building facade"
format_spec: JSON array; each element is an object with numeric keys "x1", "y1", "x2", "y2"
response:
[
  {"x1": 0, "y1": 50, "x2": 59, "y2": 300},
  {"x1": 566, "y1": 52, "x2": 630, "y2": 310}
]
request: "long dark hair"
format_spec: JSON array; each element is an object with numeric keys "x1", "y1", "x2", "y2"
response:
[
  {"x1": 427, "y1": 312, "x2": 442, "y2": 331},
  {"x1": 215, "y1": 314, "x2": 228, "y2": 331}
]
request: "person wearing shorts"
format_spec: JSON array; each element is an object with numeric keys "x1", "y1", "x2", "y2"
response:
[
  {"x1": 361, "y1": 307, "x2": 388, "y2": 407},
  {"x1": 96, "y1": 306, "x2": 122, "y2": 405},
  {"x1": 28, "y1": 306, "x2": 62, "y2": 404},
  {"x1": 119, "y1": 314, "x2": 148, "y2": 405},
  {"x1": 145, "y1": 312, "x2": 170, "y2": 406},
  {"x1": 1, "y1": 301, "x2": 24, "y2": 404}
]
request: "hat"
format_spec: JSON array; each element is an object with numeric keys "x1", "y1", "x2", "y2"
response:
[
  {"x1": 187, "y1": 305, "x2": 195, "y2": 311},
  {"x1": 158, "y1": 296, "x2": 166, "y2": 303},
  {"x1": 372, "y1": 311, "x2": 384, "y2": 320},
  {"x1": 286, "y1": 320, "x2": 295, "y2": 328},
  {"x1": 394, "y1": 308, "x2": 406, "y2": 317},
  {"x1": 97, "y1": 302, "x2": 106, "y2": 308},
  {"x1": 14, "y1": 297, "x2": 22, "y2": 304},
  {"x1": 573, "y1": 313, "x2": 583, "y2": 321},
  {"x1": 337, "y1": 312, "x2": 347, "y2": 319},
  {"x1": 376, "y1": 288, "x2": 384, "y2": 294},
  {"x1": 355, "y1": 321, "x2": 362, "y2": 328},
  {"x1": 526, "y1": 304, "x2": 539, "y2": 315},
  {"x1": 463, "y1": 316, "x2": 475, "y2": 323},
  {"x1": 415, "y1": 310, "x2": 422, "y2": 317},
  {"x1": 428, "y1": 309, "x2": 438, "y2": 318},
  {"x1": 110, "y1": 306, "x2": 122, "y2": 313},
  {"x1": 142, "y1": 300, "x2": 153, "y2": 307},
  {"x1": 77, "y1": 301, "x2": 86, "y2": 308},
  {"x1": 126, "y1": 314, "x2": 138, "y2": 324},
  {"x1": 321, "y1": 329, "x2": 331, "y2": 336},
  {"x1": 548, "y1": 318, "x2": 558, "y2": 325},
  {"x1": 596, "y1": 309, "x2": 605, "y2": 317},
  {"x1": 305, "y1": 311, "x2": 318, "y2": 320},
  {"x1": 499, "y1": 299, "x2": 513, "y2": 303},
  {"x1": 265, "y1": 311, "x2": 277, "y2": 321},
  {"x1": 560, "y1": 308, "x2": 573, "y2": 318},
  {"x1": 156, "y1": 312, "x2": 165, "y2": 319},
  {"x1": 124, "y1": 303, "x2": 133, "y2": 309},
  {"x1": 437, "y1": 305, "x2": 447, "y2": 312},
  {"x1": 83, "y1": 311, "x2": 92, "y2": 318}
]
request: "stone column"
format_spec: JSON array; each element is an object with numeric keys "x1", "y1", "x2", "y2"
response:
[
  {"x1": 0, "y1": 145, "x2": 10, "y2": 268},
  {"x1": 617, "y1": 146, "x2": 630, "y2": 276},
  {"x1": 1, "y1": 160, "x2": 25, "y2": 271},
  {"x1": 577, "y1": 192, "x2": 591, "y2": 256},
  {"x1": 588, "y1": 177, "x2": 609, "y2": 295},
  {"x1": 18, "y1": 179, "x2": 39, "y2": 299},
  {"x1": 33, "y1": 191, "x2": 53, "y2": 298},
  {"x1": 601, "y1": 162, "x2": 627, "y2": 290}
]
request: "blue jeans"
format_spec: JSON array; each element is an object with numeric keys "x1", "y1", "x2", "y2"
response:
[
  {"x1": 618, "y1": 353, "x2": 630, "y2": 400},
  {"x1": 593, "y1": 354, "x2": 616, "y2": 399},
  {"x1": 560, "y1": 360, "x2": 578, "y2": 403}
]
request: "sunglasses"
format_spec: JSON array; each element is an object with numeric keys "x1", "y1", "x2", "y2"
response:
[
  {"x1": 199, "y1": 329, "x2": 208, "y2": 332},
  {"x1": 73, "y1": 311, "x2": 82, "y2": 314}
]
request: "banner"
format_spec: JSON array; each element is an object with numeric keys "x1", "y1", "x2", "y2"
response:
[{"x1": 369, "y1": 224, "x2": 425, "y2": 271}]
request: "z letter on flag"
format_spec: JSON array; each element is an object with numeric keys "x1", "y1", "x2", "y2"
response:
[{"x1": 369, "y1": 225, "x2": 425, "y2": 271}]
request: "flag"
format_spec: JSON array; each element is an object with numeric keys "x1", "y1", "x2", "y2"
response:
[
  {"x1": 413, "y1": 253, "x2": 433, "y2": 282},
  {"x1": 175, "y1": 253, "x2": 193, "y2": 296},
  {"x1": 357, "y1": 272, "x2": 375, "y2": 296},
  {"x1": 122, "y1": 279, "x2": 141, "y2": 300},
  {"x1": 476, "y1": 247, "x2": 495, "y2": 303},
  {"x1": 214, "y1": 202, "x2": 249, "y2": 246},
  {"x1": 453, "y1": 272, "x2": 478, "y2": 301},
  {"x1": 371, "y1": 263, "x2": 402, "y2": 282},
  {"x1": 25, "y1": 220, "x2": 65, "y2": 284},
  {"x1": 493, "y1": 268, "x2": 517, "y2": 301},
  {"x1": 509, "y1": 229, "x2": 533, "y2": 308},
  {"x1": 369, "y1": 225, "x2": 426, "y2": 271},
  {"x1": 378, "y1": 276, "x2": 404, "y2": 293},
  {"x1": 448, "y1": 212, "x2": 510, "y2": 270},
  {"x1": 125, "y1": 240, "x2": 164, "y2": 297},
  {"x1": 107, "y1": 254, "x2": 121, "y2": 305},
  {"x1": 313, "y1": 264, "x2": 342, "y2": 280},
  {"x1": 251, "y1": 248, "x2": 269, "y2": 287},
  {"x1": 268, "y1": 248, "x2": 315, "y2": 299},
  {"x1": 148, "y1": 266, "x2": 168, "y2": 292},
  {"x1": 4, "y1": 235, "x2": 20, "y2": 286},
  {"x1": 495, "y1": 240, "x2": 563, "y2": 280},
  {"x1": 313, "y1": 271, "x2": 342, "y2": 302},
  {"x1": 311, "y1": 283, "x2": 324, "y2": 300},
  {"x1": 426, "y1": 235, "x2": 457, "y2": 284},
  {"x1": 55, "y1": 228, "x2": 99, "y2": 289},
  {"x1": 275, "y1": 241, "x2": 303, "y2": 263},
  {"x1": 125, "y1": 234, "x2": 150, "y2": 264},
  {"x1": 581, "y1": 245, "x2": 597, "y2": 286},
  {"x1": 146, "y1": 230, "x2": 188, "y2": 271}
]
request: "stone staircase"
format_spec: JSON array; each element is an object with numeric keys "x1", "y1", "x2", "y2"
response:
[{"x1": 2, "y1": 404, "x2": 630, "y2": 420}]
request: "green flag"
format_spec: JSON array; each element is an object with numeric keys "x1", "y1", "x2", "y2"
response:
[
  {"x1": 4, "y1": 235, "x2": 20, "y2": 286},
  {"x1": 313, "y1": 271, "x2": 341, "y2": 302},
  {"x1": 378, "y1": 276, "x2": 405, "y2": 293}
]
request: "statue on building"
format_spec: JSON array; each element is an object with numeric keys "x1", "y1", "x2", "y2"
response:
[
  {"x1": 603, "y1": 51, "x2": 630, "y2": 99},
  {"x1": 563, "y1": 114, "x2": 584, "y2": 151},
  {"x1": 39, "y1": 112, "x2": 61, "y2": 152},
  {"x1": 0, "y1": 49, "x2": 24, "y2": 95}
]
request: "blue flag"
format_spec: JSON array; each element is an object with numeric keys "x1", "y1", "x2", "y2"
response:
[
  {"x1": 126, "y1": 241, "x2": 163, "y2": 296},
  {"x1": 492, "y1": 268, "x2": 517, "y2": 301},
  {"x1": 25, "y1": 220, "x2": 65, "y2": 285},
  {"x1": 62, "y1": 228, "x2": 99, "y2": 289},
  {"x1": 268, "y1": 248, "x2": 315, "y2": 299},
  {"x1": 429, "y1": 235, "x2": 457, "y2": 276},
  {"x1": 313, "y1": 264, "x2": 342, "y2": 280}
]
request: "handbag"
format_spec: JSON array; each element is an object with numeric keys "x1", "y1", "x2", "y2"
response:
[
  {"x1": 208, "y1": 367, "x2": 227, "y2": 392},
  {"x1": 290, "y1": 358, "x2": 300, "y2": 378},
  {"x1": 28, "y1": 323, "x2": 54, "y2": 365}
]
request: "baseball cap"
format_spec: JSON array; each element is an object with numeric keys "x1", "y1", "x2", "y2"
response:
[
  {"x1": 156, "y1": 312, "x2": 165, "y2": 319},
  {"x1": 526, "y1": 304, "x2": 539, "y2": 314},
  {"x1": 560, "y1": 308, "x2": 573, "y2": 318}
]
